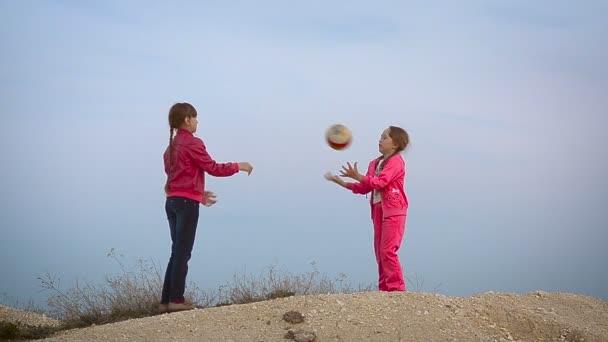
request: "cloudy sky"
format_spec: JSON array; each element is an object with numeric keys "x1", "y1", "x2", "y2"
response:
[{"x1": 1, "y1": 0, "x2": 607, "y2": 307}]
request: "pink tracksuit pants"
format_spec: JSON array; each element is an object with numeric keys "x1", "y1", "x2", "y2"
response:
[{"x1": 372, "y1": 203, "x2": 406, "y2": 291}]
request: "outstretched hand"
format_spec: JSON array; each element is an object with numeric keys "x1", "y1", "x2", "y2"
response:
[
  {"x1": 203, "y1": 191, "x2": 217, "y2": 207},
  {"x1": 339, "y1": 162, "x2": 363, "y2": 181},
  {"x1": 324, "y1": 172, "x2": 340, "y2": 183},
  {"x1": 324, "y1": 172, "x2": 347, "y2": 188},
  {"x1": 238, "y1": 162, "x2": 254, "y2": 175}
]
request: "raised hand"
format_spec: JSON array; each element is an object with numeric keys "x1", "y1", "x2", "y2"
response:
[{"x1": 339, "y1": 162, "x2": 362, "y2": 181}]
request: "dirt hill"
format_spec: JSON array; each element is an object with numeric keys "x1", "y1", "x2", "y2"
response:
[{"x1": 5, "y1": 291, "x2": 607, "y2": 341}]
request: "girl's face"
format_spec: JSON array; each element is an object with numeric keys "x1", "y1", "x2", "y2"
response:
[
  {"x1": 378, "y1": 128, "x2": 397, "y2": 156},
  {"x1": 183, "y1": 116, "x2": 198, "y2": 133}
]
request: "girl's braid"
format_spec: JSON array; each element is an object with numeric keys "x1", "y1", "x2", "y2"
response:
[{"x1": 164, "y1": 127, "x2": 174, "y2": 193}]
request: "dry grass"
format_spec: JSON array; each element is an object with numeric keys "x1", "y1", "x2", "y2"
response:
[
  {"x1": 34, "y1": 250, "x2": 374, "y2": 334},
  {"x1": 38, "y1": 250, "x2": 167, "y2": 329}
]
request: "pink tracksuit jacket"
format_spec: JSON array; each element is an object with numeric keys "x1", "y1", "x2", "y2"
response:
[{"x1": 346, "y1": 154, "x2": 409, "y2": 291}]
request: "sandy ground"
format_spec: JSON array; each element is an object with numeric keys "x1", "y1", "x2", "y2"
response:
[{"x1": 3, "y1": 291, "x2": 607, "y2": 342}]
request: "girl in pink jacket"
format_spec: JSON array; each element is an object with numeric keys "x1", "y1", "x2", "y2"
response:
[
  {"x1": 160, "y1": 102, "x2": 253, "y2": 313},
  {"x1": 325, "y1": 126, "x2": 410, "y2": 292}
]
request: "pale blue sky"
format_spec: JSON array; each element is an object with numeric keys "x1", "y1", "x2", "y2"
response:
[{"x1": 1, "y1": 0, "x2": 607, "y2": 307}]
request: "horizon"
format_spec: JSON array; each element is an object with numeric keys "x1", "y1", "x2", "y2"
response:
[{"x1": 1, "y1": 0, "x2": 607, "y2": 308}]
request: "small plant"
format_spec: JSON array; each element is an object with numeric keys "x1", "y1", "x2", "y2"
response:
[
  {"x1": 405, "y1": 272, "x2": 443, "y2": 293},
  {"x1": 267, "y1": 289, "x2": 296, "y2": 300},
  {"x1": 0, "y1": 321, "x2": 18, "y2": 340},
  {"x1": 0, "y1": 321, "x2": 60, "y2": 341}
]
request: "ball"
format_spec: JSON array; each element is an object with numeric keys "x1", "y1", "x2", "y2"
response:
[{"x1": 325, "y1": 124, "x2": 352, "y2": 150}]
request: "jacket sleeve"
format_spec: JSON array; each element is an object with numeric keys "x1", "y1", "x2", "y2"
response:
[
  {"x1": 359, "y1": 157, "x2": 403, "y2": 190},
  {"x1": 346, "y1": 181, "x2": 373, "y2": 194},
  {"x1": 189, "y1": 139, "x2": 239, "y2": 177}
]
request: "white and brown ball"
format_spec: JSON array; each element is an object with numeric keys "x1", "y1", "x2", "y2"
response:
[{"x1": 325, "y1": 124, "x2": 352, "y2": 150}]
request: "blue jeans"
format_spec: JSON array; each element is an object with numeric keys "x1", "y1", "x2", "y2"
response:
[{"x1": 161, "y1": 196, "x2": 199, "y2": 304}]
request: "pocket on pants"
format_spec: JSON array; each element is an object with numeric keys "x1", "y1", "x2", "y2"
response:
[{"x1": 182, "y1": 198, "x2": 199, "y2": 207}]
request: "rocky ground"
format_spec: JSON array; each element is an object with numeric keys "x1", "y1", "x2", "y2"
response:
[
  {"x1": 0, "y1": 305, "x2": 61, "y2": 328},
  {"x1": 2, "y1": 291, "x2": 607, "y2": 341}
]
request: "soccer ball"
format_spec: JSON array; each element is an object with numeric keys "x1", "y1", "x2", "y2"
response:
[{"x1": 325, "y1": 124, "x2": 352, "y2": 150}]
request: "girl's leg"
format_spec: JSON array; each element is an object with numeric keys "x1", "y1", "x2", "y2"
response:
[
  {"x1": 372, "y1": 203, "x2": 387, "y2": 291},
  {"x1": 168, "y1": 198, "x2": 200, "y2": 303},
  {"x1": 380, "y1": 214, "x2": 406, "y2": 291},
  {"x1": 161, "y1": 198, "x2": 178, "y2": 304}
]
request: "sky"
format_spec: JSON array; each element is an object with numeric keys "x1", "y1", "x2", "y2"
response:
[{"x1": 1, "y1": 0, "x2": 607, "y2": 308}]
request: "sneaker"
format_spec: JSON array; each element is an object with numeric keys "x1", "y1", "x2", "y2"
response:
[
  {"x1": 158, "y1": 303, "x2": 169, "y2": 314},
  {"x1": 168, "y1": 302, "x2": 195, "y2": 313}
]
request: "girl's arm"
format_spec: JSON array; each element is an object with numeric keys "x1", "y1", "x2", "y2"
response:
[
  {"x1": 337, "y1": 161, "x2": 373, "y2": 194},
  {"x1": 345, "y1": 181, "x2": 373, "y2": 194},
  {"x1": 325, "y1": 161, "x2": 373, "y2": 194},
  {"x1": 190, "y1": 140, "x2": 240, "y2": 177}
]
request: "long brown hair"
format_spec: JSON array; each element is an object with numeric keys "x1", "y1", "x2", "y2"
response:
[
  {"x1": 164, "y1": 103, "x2": 198, "y2": 193},
  {"x1": 378, "y1": 126, "x2": 410, "y2": 171}
]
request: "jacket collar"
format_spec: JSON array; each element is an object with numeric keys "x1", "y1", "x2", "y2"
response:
[{"x1": 176, "y1": 128, "x2": 193, "y2": 136}]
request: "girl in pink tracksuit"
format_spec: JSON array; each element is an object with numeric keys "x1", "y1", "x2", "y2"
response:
[{"x1": 325, "y1": 126, "x2": 410, "y2": 292}]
